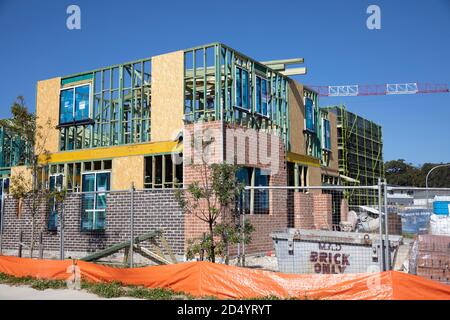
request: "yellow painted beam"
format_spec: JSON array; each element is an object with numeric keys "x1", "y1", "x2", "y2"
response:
[
  {"x1": 40, "y1": 141, "x2": 183, "y2": 164},
  {"x1": 286, "y1": 152, "x2": 321, "y2": 168}
]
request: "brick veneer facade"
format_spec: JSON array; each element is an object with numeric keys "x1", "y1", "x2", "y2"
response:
[
  {"x1": 181, "y1": 120, "x2": 334, "y2": 255},
  {"x1": 0, "y1": 190, "x2": 184, "y2": 258},
  {"x1": 0, "y1": 120, "x2": 335, "y2": 259}
]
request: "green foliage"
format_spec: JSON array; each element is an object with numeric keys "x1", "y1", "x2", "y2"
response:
[
  {"x1": 0, "y1": 96, "x2": 52, "y2": 258},
  {"x1": 0, "y1": 273, "x2": 193, "y2": 299},
  {"x1": 385, "y1": 159, "x2": 450, "y2": 187},
  {"x1": 82, "y1": 281, "x2": 126, "y2": 298},
  {"x1": 186, "y1": 220, "x2": 254, "y2": 264},
  {"x1": 0, "y1": 272, "x2": 65, "y2": 290}
]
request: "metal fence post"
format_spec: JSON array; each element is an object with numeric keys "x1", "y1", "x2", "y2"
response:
[
  {"x1": 129, "y1": 183, "x2": 135, "y2": 268},
  {"x1": 39, "y1": 232, "x2": 43, "y2": 259},
  {"x1": 242, "y1": 190, "x2": 246, "y2": 267},
  {"x1": 0, "y1": 189, "x2": 4, "y2": 255},
  {"x1": 59, "y1": 193, "x2": 65, "y2": 260},
  {"x1": 377, "y1": 178, "x2": 385, "y2": 271},
  {"x1": 18, "y1": 230, "x2": 23, "y2": 258},
  {"x1": 383, "y1": 179, "x2": 391, "y2": 270}
]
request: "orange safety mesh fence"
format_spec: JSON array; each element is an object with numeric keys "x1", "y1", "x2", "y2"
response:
[{"x1": 0, "y1": 256, "x2": 449, "y2": 300}]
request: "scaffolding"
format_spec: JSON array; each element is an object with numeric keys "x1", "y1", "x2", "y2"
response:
[{"x1": 324, "y1": 105, "x2": 384, "y2": 208}]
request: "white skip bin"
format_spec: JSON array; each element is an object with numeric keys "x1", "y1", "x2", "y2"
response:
[{"x1": 271, "y1": 229, "x2": 403, "y2": 274}]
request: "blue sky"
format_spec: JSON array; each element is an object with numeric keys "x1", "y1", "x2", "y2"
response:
[{"x1": 0, "y1": 0, "x2": 449, "y2": 165}]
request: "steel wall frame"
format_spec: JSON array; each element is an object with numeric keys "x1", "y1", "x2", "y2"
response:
[
  {"x1": 0, "y1": 126, "x2": 29, "y2": 176},
  {"x1": 183, "y1": 43, "x2": 290, "y2": 147},
  {"x1": 59, "y1": 57, "x2": 152, "y2": 152}
]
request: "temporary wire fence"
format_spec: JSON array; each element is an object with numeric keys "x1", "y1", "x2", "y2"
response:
[{"x1": 239, "y1": 182, "x2": 450, "y2": 284}]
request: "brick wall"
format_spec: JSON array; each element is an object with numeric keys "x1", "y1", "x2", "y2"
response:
[
  {"x1": 183, "y1": 120, "x2": 289, "y2": 255},
  {"x1": 0, "y1": 190, "x2": 184, "y2": 258},
  {"x1": 292, "y1": 192, "x2": 333, "y2": 231},
  {"x1": 293, "y1": 192, "x2": 314, "y2": 229},
  {"x1": 312, "y1": 193, "x2": 333, "y2": 230}
]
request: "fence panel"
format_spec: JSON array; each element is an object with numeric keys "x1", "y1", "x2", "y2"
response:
[{"x1": 241, "y1": 184, "x2": 450, "y2": 285}]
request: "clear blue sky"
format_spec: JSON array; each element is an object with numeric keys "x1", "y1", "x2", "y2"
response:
[{"x1": 0, "y1": 0, "x2": 449, "y2": 165}]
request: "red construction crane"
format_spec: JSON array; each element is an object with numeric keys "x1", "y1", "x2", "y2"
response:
[{"x1": 307, "y1": 82, "x2": 449, "y2": 97}]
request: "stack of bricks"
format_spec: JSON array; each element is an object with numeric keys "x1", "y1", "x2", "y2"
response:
[{"x1": 415, "y1": 234, "x2": 450, "y2": 285}]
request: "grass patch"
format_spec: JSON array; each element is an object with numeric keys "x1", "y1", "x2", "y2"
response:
[
  {"x1": 0, "y1": 272, "x2": 193, "y2": 299},
  {"x1": 81, "y1": 281, "x2": 194, "y2": 300},
  {"x1": 0, "y1": 272, "x2": 65, "y2": 290}
]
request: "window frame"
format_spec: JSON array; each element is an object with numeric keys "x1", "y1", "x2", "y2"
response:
[
  {"x1": 47, "y1": 173, "x2": 64, "y2": 232},
  {"x1": 322, "y1": 118, "x2": 331, "y2": 151},
  {"x1": 234, "y1": 66, "x2": 250, "y2": 111},
  {"x1": 255, "y1": 75, "x2": 269, "y2": 117},
  {"x1": 80, "y1": 170, "x2": 111, "y2": 232},
  {"x1": 304, "y1": 97, "x2": 316, "y2": 133},
  {"x1": 59, "y1": 83, "x2": 93, "y2": 125}
]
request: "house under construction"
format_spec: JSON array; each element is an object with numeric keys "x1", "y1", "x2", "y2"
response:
[{"x1": 0, "y1": 43, "x2": 384, "y2": 259}]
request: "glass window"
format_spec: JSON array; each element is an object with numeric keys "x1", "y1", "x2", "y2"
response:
[
  {"x1": 235, "y1": 67, "x2": 250, "y2": 110},
  {"x1": 255, "y1": 76, "x2": 268, "y2": 116},
  {"x1": 254, "y1": 168, "x2": 269, "y2": 214},
  {"x1": 242, "y1": 69, "x2": 249, "y2": 109},
  {"x1": 60, "y1": 88, "x2": 74, "y2": 124},
  {"x1": 236, "y1": 167, "x2": 251, "y2": 214},
  {"x1": 81, "y1": 171, "x2": 110, "y2": 231},
  {"x1": 323, "y1": 118, "x2": 331, "y2": 150},
  {"x1": 236, "y1": 68, "x2": 242, "y2": 107},
  {"x1": 305, "y1": 98, "x2": 315, "y2": 132},
  {"x1": 261, "y1": 79, "x2": 268, "y2": 116},
  {"x1": 75, "y1": 85, "x2": 90, "y2": 121},
  {"x1": 47, "y1": 174, "x2": 63, "y2": 231},
  {"x1": 60, "y1": 85, "x2": 91, "y2": 125},
  {"x1": 256, "y1": 77, "x2": 261, "y2": 113}
]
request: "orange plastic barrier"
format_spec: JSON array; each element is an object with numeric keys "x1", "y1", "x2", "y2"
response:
[{"x1": 1, "y1": 255, "x2": 449, "y2": 300}]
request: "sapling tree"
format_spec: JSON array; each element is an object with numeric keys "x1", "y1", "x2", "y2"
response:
[
  {"x1": 0, "y1": 96, "x2": 51, "y2": 258},
  {"x1": 176, "y1": 160, "x2": 253, "y2": 264}
]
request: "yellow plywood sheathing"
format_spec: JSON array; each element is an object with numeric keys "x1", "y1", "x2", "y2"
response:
[
  {"x1": 151, "y1": 50, "x2": 185, "y2": 142},
  {"x1": 112, "y1": 155, "x2": 144, "y2": 190},
  {"x1": 36, "y1": 77, "x2": 61, "y2": 154},
  {"x1": 10, "y1": 166, "x2": 33, "y2": 193}
]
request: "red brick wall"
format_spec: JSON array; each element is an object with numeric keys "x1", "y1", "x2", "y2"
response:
[
  {"x1": 182, "y1": 120, "x2": 288, "y2": 255},
  {"x1": 293, "y1": 192, "x2": 333, "y2": 231},
  {"x1": 313, "y1": 193, "x2": 333, "y2": 230},
  {"x1": 294, "y1": 192, "x2": 314, "y2": 229}
]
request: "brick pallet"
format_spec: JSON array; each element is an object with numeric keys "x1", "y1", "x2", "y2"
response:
[{"x1": 415, "y1": 234, "x2": 450, "y2": 285}]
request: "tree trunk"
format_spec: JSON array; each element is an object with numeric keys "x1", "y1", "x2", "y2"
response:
[{"x1": 209, "y1": 222, "x2": 215, "y2": 263}]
